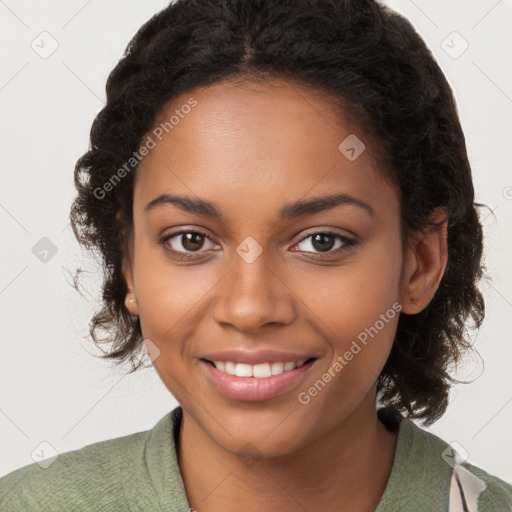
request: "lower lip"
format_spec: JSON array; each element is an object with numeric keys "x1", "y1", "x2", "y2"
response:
[{"x1": 200, "y1": 359, "x2": 315, "y2": 402}]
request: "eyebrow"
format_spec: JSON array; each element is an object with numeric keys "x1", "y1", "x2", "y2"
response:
[{"x1": 144, "y1": 192, "x2": 374, "y2": 219}]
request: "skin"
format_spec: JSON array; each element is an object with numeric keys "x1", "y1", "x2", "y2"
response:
[{"x1": 122, "y1": 77, "x2": 448, "y2": 512}]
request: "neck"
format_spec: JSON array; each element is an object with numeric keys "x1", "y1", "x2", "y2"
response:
[{"x1": 177, "y1": 394, "x2": 398, "y2": 512}]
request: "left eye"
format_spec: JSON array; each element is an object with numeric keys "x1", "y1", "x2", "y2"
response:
[{"x1": 293, "y1": 232, "x2": 357, "y2": 255}]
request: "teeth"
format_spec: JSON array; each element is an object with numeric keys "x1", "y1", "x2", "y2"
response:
[
  {"x1": 253, "y1": 363, "x2": 271, "y2": 378},
  {"x1": 271, "y1": 362, "x2": 284, "y2": 375},
  {"x1": 225, "y1": 361, "x2": 236, "y2": 374},
  {"x1": 212, "y1": 360, "x2": 309, "y2": 378},
  {"x1": 235, "y1": 363, "x2": 253, "y2": 377}
]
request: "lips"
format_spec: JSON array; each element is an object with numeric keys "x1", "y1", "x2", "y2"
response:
[{"x1": 199, "y1": 350, "x2": 318, "y2": 401}]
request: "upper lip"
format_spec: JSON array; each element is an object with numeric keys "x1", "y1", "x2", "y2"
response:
[{"x1": 200, "y1": 349, "x2": 318, "y2": 366}]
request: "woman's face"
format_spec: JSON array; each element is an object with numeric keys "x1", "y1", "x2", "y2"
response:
[{"x1": 123, "y1": 77, "x2": 412, "y2": 457}]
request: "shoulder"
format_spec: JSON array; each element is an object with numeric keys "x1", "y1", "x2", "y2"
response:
[
  {"x1": 459, "y1": 460, "x2": 512, "y2": 511},
  {"x1": 401, "y1": 418, "x2": 512, "y2": 511},
  {"x1": 0, "y1": 417, "x2": 167, "y2": 511}
]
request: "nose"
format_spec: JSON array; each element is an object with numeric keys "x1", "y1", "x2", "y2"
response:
[{"x1": 212, "y1": 249, "x2": 296, "y2": 333}]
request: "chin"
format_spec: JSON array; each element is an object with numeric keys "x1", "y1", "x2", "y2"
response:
[{"x1": 202, "y1": 408, "x2": 315, "y2": 460}]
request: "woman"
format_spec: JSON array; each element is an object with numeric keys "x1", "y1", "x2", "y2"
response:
[{"x1": 1, "y1": 0, "x2": 510, "y2": 510}]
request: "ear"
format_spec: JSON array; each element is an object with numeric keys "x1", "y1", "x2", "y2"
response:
[
  {"x1": 118, "y1": 210, "x2": 139, "y2": 317},
  {"x1": 400, "y1": 208, "x2": 448, "y2": 314},
  {"x1": 122, "y1": 256, "x2": 139, "y2": 317}
]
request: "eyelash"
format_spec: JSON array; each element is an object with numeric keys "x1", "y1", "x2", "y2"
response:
[{"x1": 159, "y1": 229, "x2": 358, "y2": 261}]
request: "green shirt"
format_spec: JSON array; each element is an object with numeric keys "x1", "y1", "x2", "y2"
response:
[{"x1": 1, "y1": 405, "x2": 510, "y2": 511}]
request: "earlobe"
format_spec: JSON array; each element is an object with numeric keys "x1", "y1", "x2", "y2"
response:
[
  {"x1": 400, "y1": 209, "x2": 448, "y2": 315},
  {"x1": 124, "y1": 294, "x2": 139, "y2": 316}
]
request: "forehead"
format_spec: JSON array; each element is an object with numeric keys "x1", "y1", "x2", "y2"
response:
[{"x1": 134, "y1": 78, "x2": 397, "y2": 223}]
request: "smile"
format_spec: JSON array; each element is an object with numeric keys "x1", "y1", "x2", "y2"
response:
[
  {"x1": 206, "y1": 359, "x2": 311, "y2": 378},
  {"x1": 200, "y1": 358, "x2": 317, "y2": 401}
]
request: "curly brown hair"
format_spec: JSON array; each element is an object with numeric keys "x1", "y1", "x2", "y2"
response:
[{"x1": 70, "y1": 0, "x2": 487, "y2": 425}]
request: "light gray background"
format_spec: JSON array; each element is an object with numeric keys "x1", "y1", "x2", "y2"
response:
[{"x1": 1, "y1": 0, "x2": 511, "y2": 481}]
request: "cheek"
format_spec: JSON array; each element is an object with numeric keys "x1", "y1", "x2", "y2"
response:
[
  {"x1": 133, "y1": 239, "x2": 219, "y2": 340},
  {"x1": 132, "y1": 248, "x2": 219, "y2": 400},
  {"x1": 291, "y1": 239, "x2": 402, "y2": 383},
  {"x1": 295, "y1": 243, "x2": 401, "y2": 332}
]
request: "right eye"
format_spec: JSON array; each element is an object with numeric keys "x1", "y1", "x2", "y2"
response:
[{"x1": 159, "y1": 230, "x2": 220, "y2": 260}]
